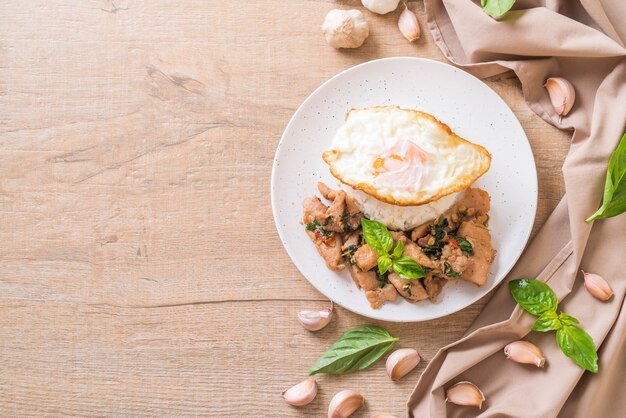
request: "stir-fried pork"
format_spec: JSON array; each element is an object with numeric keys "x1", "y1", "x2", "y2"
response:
[
  {"x1": 366, "y1": 284, "x2": 398, "y2": 309},
  {"x1": 302, "y1": 186, "x2": 494, "y2": 308},
  {"x1": 348, "y1": 264, "x2": 379, "y2": 291},
  {"x1": 400, "y1": 236, "x2": 439, "y2": 270},
  {"x1": 353, "y1": 244, "x2": 378, "y2": 272},
  {"x1": 388, "y1": 272, "x2": 429, "y2": 302},
  {"x1": 457, "y1": 221, "x2": 495, "y2": 286}
]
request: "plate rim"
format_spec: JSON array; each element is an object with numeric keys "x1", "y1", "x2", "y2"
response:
[{"x1": 271, "y1": 56, "x2": 538, "y2": 322}]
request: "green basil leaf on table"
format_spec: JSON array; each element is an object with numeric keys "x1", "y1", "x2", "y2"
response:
[
  {"x1": 481, "y1": 0, "x2": 516, "y2": 18},
  {"x1": 509, "y1": 278, "x2": 558, "y2": 315},
  {"x1": 559, "y1": 312, "x2": 580, "y2": 326},
  {"x1": 309, "y1": 325, "x2": 399, "y2": 375},
  {"x1": 392, "y1": 256, "x2": 425, "y2": 279},
  {"x1": 392, "y1": 239, "x2": 405, "y2": 259},
  {"x1": 556, "y1": 325, "x2": 599, "y2": 373},
  {"x1": 532, "y1": 310, "x2": 562, "y2": 332},
  {"x1": 361, "y1": 218, "x2": 394, "y2": 256},
  {"x1": 377, "y1": 255, "x2": 392, "y2": 275},
  {"x1": 586, "y1": 133, "x2": 626, "y2": 222}
]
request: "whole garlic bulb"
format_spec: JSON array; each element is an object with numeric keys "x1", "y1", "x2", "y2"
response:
[
  {"x1": 362, "y1": 0, "x2": 401, "y2": 15},
  {"x1": 322, "y1": 9, "x2": 369, "y2": 49}
]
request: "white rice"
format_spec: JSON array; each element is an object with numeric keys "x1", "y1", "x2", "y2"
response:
[{"x1": 349, "y1": 188, "x2": 461, "y2": 231}]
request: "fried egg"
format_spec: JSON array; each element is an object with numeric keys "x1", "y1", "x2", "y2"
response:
[{"x1": 322, "y1": 106, "x2": 491, "y2": 206}]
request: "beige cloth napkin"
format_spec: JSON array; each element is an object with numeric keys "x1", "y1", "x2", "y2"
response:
[{"x1": 407, "y1": 1, "x2": 626, "y2": 417}]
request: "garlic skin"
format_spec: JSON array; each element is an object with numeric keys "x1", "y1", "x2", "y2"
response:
[
  {"x1": 504, "y1": 340, "x2": 546, "y2": 368},
  {"x1": 298, "y1": 302, "x2": 333, "y2": 331},
  {"x1": 282, "y1": 378, "x2": 318, "y2": 407},
  {"x1": 398, "y1": 6, "x2": 421, "y2": 42},
  {"x1": 582, "y1": 271, "x2": 614, "y2": 301},
  {"x1": 445, "y1": 381, "x2": 485, "y2": 409},
  {"x1": 322, "y1": 9, "x2": 369, "y2": 49},
  {"x1": 544, "y1": 77, "x2": 575, "y2": 117},
  {"x1": 328, "y1": 390, "x2": 364, "y2": 418},
  {"x1": 386, "y1": 348, "x2": 421, "y2": 381},
  {"x1": 362, "y1": 0, "x2": 401, "y2": 15}
]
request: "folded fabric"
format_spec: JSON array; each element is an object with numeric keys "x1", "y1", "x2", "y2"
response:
[{"x1": 407, "y1": 1, "x2": 626, "y2": 417}]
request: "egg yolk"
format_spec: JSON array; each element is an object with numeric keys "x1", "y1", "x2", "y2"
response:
[{"x1": 371, "y1": 140, "x2": 428, "y2": 188}]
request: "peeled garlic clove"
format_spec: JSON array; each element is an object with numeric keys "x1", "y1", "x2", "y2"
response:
[
  {"x1": 544, "y1": 77, "x2": 575, "y2": 117},
  {"x1": 362, "y1": 0, "x2": 401, "y2": 15},
  {"x1": 504, "y1": 340, "x2": 545, "y2": 368},
  {"x1": 582, "y1": 271, "x2": 614, "y2": 301},
  {"x1": 298, "y1": 302, "x2": 333, "y2": 331},
  {"x1": 445, "y1": 381, "x2": 485, "y2": 409},
  {"x1": 386, "y1": 348, "x2": 421, "y2": 381},
  {"x1": 398, "y1": 6, "x2": 421, "y2": 42},
  {"x1": 328, "y1": 390, "x2": 364, "y2": 418},
  {"x1": 282, "y1": 378, "x2": 318, "y2": 407},
  {"x1": 322, "y1": 9, "x2": 370, "y2": 49}
]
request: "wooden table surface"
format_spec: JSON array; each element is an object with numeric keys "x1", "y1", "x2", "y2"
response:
[{"x1": 0, "y1": 1, "x2": 570, "y2": 416}]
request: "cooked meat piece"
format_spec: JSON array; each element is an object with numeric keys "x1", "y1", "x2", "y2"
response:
[
  {"x1": 411, "y1": 223, "x2": 430, "y2": 241},
  {"x1": 305, "y1": 230, "x2": 345, "y2": 272},
  {"x1": 417, "y1": 234, "x2": 433, "y2": 247},
  {"x1": 345, "y1": 193, "x2": 361, "y2": 215},
  {"x1": 348, "y1": 264, "x2": 378, "y2": 291},
  {"x1": 302, "y1": 196, "x2": 328, "y2": 225},
  {"x1": 317, "y1": 181, "x2": 337, "y2": 200},
  {"x1": 354, "y1": 244, "x2": 378, "y2": 272},
  {"x1": 342, "y1": 231, "x2": 360, "y2": 250},
  {"x1": 366, "y1": 283, "x2": 398, "y2": 309},
  {"x1": 457, "y1": 221, "x2": 495, "y2": 286},
  {"x1": 317, "y1": 182, "x2": 362, "y2": 232},
  {"x1": 453, "y1": 188, "x2": 491, "y2": 217},
  {"x1": 400, "y1": 236, "x2": 439, "y2": 270},
  {"x1": 388, "y1": 272, "x2": 429, "y2": 302},
  {"x1": 324, "y1": 189, "x2": 347, "y2": 233},
  {"x1": 390, "y1": 230, "x2": 406, "y2": 243},
  {"x1": 440, "y1": 243, "x2": 470, "y2": 277},
  {"x1": 424, "y1": 273, "x2": 445, "y2": 302}
]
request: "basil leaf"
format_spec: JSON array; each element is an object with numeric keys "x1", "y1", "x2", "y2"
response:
[
  {"x1": 377, "y1": 255, "x2": 392, "y2": 275},
  {"x1": 455, "y1": 237, "x2": 474, "y2": 255},
  {"x1": 392, "y1": 256, "x2": 425, "y2": 279},
  {"x1": 481, "y1": 0, "x2": 516, "y2": 18},
  {"x1": 509, "y1": 278, "x2": 558, "y2": 316},
  {"x1": 308, "y1": 325, "x2": 399, "y2": 375},
  {"x1": 361, "y1": 218, "x2": 394, "y2": 256},
  {"x1": 586, "y1": 133, "x2": 626, "y2": 222},
  {"x1": 443, "y1": 260, "x2": 461, "y2": 278},
  {"x1": 392, "y1": 240, "x2": 405, "y2": 259},
  {"x1": 532, "y1": 311, "x2": 562, "y2": 332},
  {"x1": 556, "y1": 325, "x2": 598, "y2": 373},
  {"x1": 559, "y1": 313, "x2": 580, "y2": 326}
]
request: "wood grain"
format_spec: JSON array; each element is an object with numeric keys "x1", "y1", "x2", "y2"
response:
[{"x1": 0, "y1": 1, "x2": 569, "y2": 416}]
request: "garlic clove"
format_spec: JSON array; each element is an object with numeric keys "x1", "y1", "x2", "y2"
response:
[
  {"x1": 282, "y1": 378, "x2": 318, "y2": 407},
  {"x1": 373, "y1": 414, "x2": 399, "y2": 418},
  {"x1": 398, "y1": 5, "x2": 421, "y2": 42},
  {"x1": 504, "y1": 340, "x2": 546, "y2": 368},
  {"x1": 298, "y1": 302, "x2": 333, "y2": 331},
  {"x1": 328, "y1": 390, "x2": 364, "y2": 418},
  {"x1": 322, "y1": 9, "x2": 370, "y2": 49},
  {"x1": 445, "y1": 381, "x2": 485, "y2": 409},
  {"x1": 386, "y1": 348, "x2": 421, "y2": 381},
  {"x1": 544, "y1": 77, "x2": 575, "y2": 117},
  {"x1": 582, "y1": 271, "x2": 614, "y2": 301},
  {"x1": 362, "y1": 0, "x2": 401, "y2": 15}
]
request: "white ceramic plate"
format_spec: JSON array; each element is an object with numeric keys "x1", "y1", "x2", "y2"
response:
[{"x1": 271, "y1": 57, "x2": 537, "y2": 322}]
